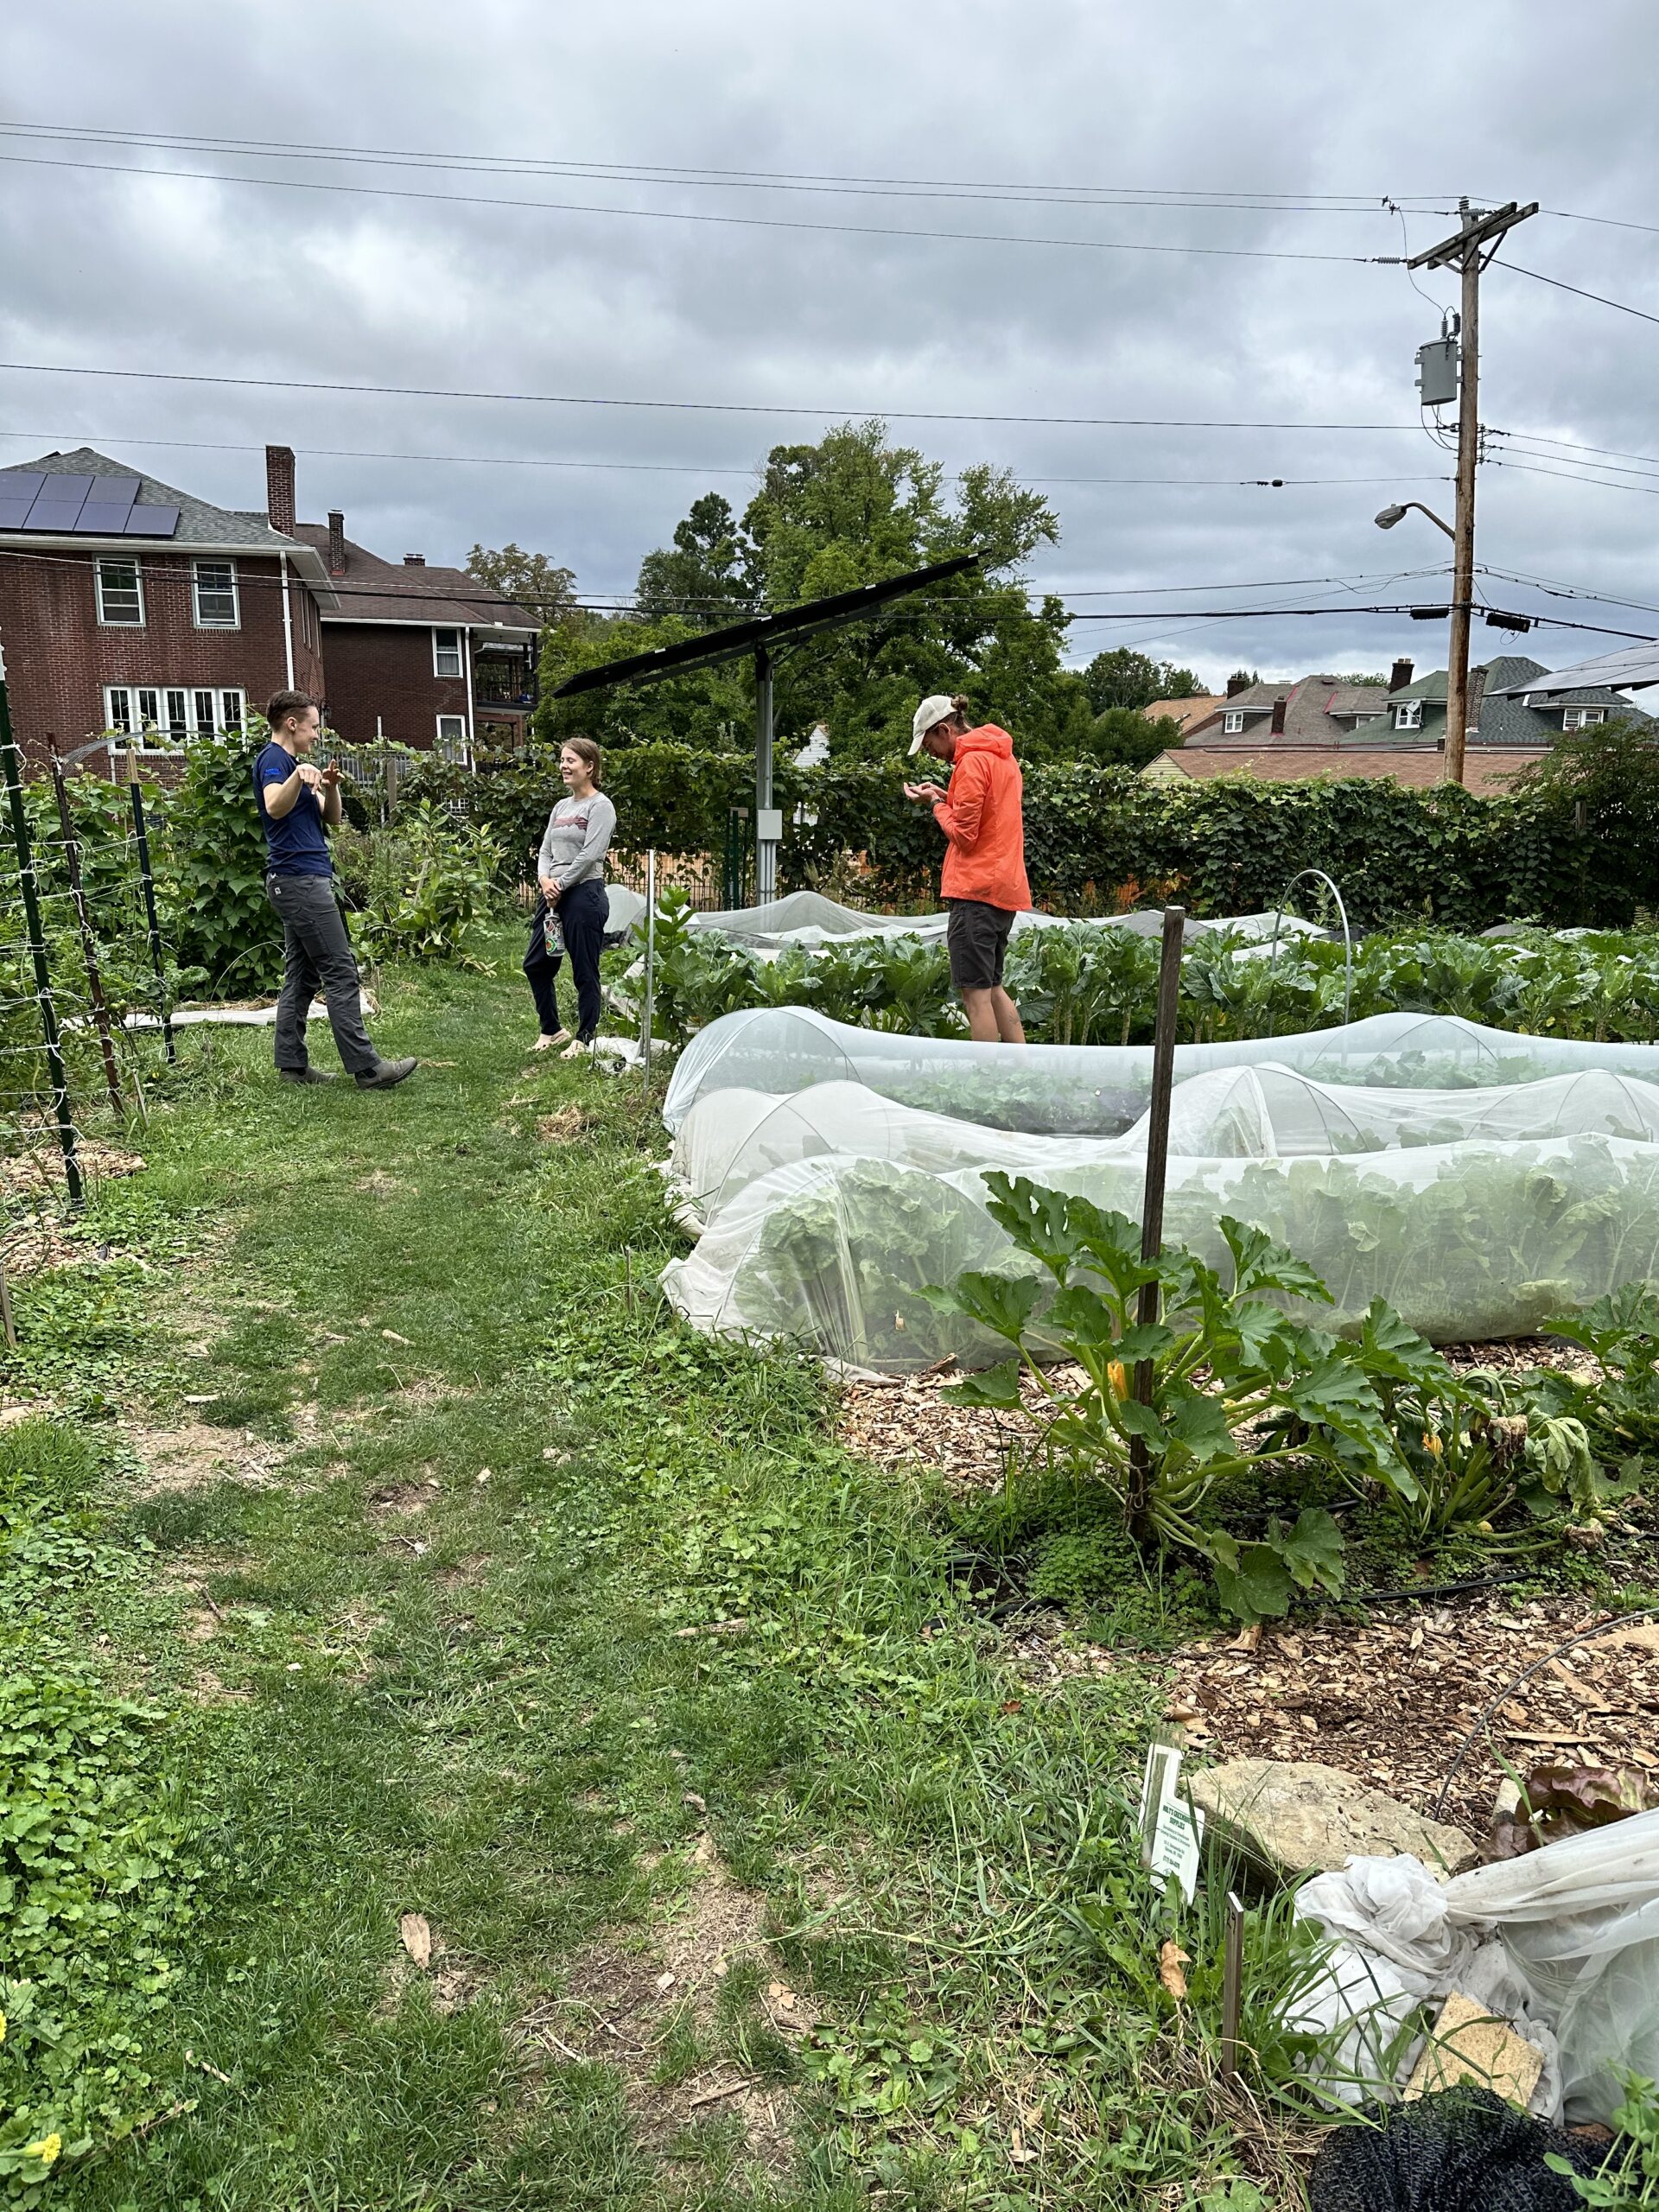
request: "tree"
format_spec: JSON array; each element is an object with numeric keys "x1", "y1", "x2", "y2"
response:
[
  {"x1": 541, "y1": 419, "x2": 1096, "y2": 759},
  {"x1": 1084, "y1": 709, "x2": 1185, "y2": 772},
  {"x1": 1228, "y1": 667, "x2": 1261, "y2": 690},
  {"x1": 467, "y1": 543, "x2": 577, "y2": 627},
  {"x1": 634, "y1": 493, "x2": 757, "y2": 626},
  {"x1": 1082, "y1": 649, "x2": 1203, "y2": 715}
]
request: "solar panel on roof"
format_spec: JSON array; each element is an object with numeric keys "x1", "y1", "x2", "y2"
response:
[
  {"x1": 0, "y1": 474, "x2": 47, "y2": 502},
  {"x1": 124, "y1": 505, "x2": 180, "y2": 537},
  {"x1": 76, "y1": 503, "x2": 140, "y2": 534},
  {"x1": 27, "y1": 506, "x2": 93, "y2": 534},
  {"x1": 97, "y1": 477, "x2": 141, "y2": 506},
  {"x1": 0, "y1": 502, "x2": 35, "y2": 531}
]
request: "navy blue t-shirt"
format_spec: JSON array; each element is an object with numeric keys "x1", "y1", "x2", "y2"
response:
[{"x1": 254, "y1": 741, "x2": 334, "y2": 876}]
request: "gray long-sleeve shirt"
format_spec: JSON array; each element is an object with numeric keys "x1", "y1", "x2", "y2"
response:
[{"x1": 537, "y1": 791, "x2": 617, "y2": 889}]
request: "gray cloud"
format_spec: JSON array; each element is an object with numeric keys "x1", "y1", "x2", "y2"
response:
[{"x1": 3, "y1": 0, "x2": 1656, "y2": 696}]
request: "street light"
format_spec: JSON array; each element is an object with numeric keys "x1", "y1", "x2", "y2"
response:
[{"x1": 1375, "y1": 501, "x2": 1455, "y2": 541}]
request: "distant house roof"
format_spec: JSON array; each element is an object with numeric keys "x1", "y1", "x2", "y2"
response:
[
  {"x1": 1143, "y1": 693, "x2": 1225, "y2": 735},
  {"x1": 289, "y1": 523, "x2": 537, "y2": 634},
  {"x1": 1143, "y1": 744, "x2": 1547, "y2": 797},
  {"x1": 1185, "y1": 675, "x2": 1390, "y2": 742},
  {"x1": 0, "y1": 447, "x2": 335, "y2": 594},
  {"x1": 1491, "y1": 643, "x2": 1659, "y2": 696}
]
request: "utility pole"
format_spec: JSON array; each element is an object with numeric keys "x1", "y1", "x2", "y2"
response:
[{"x1": 1408, "y1": 198, "x2": 1537, "y2": 786}]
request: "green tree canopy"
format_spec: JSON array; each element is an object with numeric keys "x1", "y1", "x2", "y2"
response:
[
  {"x1": 536, "y1": 419, "x2": 1095, "y2": 760},
  {"x1": 1082, "y1": 649, "x2": 1204, "y2": 714},
  {"x1": 467, "y1": 543, "x2": 578, "y2": 627}
]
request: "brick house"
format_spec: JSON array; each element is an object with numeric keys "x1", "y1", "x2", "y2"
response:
[
  {"x1": 275, "y1": 448, "x2": 538, "y2": 760},
  {"x1": 0, "y1": 446, "x2": 333, "y2": 766}
]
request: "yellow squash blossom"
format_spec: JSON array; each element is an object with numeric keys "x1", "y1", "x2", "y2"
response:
[
  {"x1": 1422, "y1": 1432, "x2": 1443, "y2": 1456},
  {"x1": 25, "y1": 2136, "x2": 61, "y2": 2167},
  {"x1": 1107, "y1": 1360, "x2": 1128, "y2": 1397}
]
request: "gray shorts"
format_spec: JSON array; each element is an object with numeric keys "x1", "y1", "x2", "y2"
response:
[{"x1": 945, "y1": 899, "x2": 1016, "y2": 992}]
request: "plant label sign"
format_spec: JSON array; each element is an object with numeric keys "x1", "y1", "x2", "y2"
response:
[{"x1": 1139, "y1": 1738, "x2": 1205, "y2": 1905}]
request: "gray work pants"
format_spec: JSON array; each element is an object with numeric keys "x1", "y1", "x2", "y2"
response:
[{"x1": 266, "y1": 872, "x2": 378, "y2": 1077}]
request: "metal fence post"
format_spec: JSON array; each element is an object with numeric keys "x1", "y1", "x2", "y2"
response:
[
  {"x1": 641, "y1": 848, "x2": 657, "y2": 1096},
  {"x1": 0, "y1": 684, "x2": 84, "y2": 1207},
  {"x1": 48, "y1": 742, "x2": 123, "y2": 1116},
  {"x1": 124, "y1": 745, "x2": 175, "y2": 1064},
  {"x1": 1127, "y1": 904, "x2": 1185, "y2": 1540}
]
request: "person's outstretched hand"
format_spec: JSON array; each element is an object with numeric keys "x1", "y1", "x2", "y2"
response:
[{"x1": 901, "y1": 780, "x2": 942, "y2": 803}]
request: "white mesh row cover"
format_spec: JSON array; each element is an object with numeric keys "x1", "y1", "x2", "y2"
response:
[
  {"x1": 661, "y1": 1007, "x2": 1659, "y2": 1137},
  {"x1": 670, "y1": 1068, "x2": 1659, "y2": 1226},
  {"x1": 684, "y1": 892, "x2": 1328, "y2": 952},
  {"x1": 661, "y1": 1133, "x2": 1659, "y2": 1374}
]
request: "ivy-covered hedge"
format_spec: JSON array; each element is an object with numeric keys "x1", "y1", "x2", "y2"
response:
[
  {"x1": 405, "y1": 741, "x2": 1618, "y2": 932},
  {"x1": 794, "y1": 761, "x2": 1602, "y2": 929}
]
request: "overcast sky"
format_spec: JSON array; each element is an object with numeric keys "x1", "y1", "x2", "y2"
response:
[{"x1": 3, "y1": 0, "x2": 1657, "y2": 697}]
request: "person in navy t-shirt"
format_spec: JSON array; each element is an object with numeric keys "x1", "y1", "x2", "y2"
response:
[{"x1": 254, "y1": 690, "x2": 416, "y2": 1090}]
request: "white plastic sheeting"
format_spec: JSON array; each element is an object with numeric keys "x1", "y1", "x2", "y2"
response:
[
  {"x1": 1293, "y1": 1813, "x2": 1659, "y2": 2124},
  {"x1": 669, "y1": 1066, "x2": 1659, "y2": 1225},
  {"x1": 685, "y1": 891, "x2": 1330, "y2": 952},
  {"x1": 662, "y1": 1005, "x2": 1659, "y2": 1136},
  {"x1": 661, "y1": 1124, "x2": 1659, "y2": 1370}
]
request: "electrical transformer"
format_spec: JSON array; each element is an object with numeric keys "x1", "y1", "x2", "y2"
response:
[{"x1": 1415, "y1": 337, "x2": 1460, "y2": 409}]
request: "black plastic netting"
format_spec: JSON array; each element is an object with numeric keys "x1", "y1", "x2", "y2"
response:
[{"x1": 1308, "y1": 2088, "x2": 1607, "y2": 2212}]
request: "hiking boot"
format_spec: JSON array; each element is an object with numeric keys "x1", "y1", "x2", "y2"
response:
[
  {"x1": 280, "y1": 1066, "x2": 337, "y2": 1085},
  {"x1": 355, "y1": 1057, "x2": 418, "y2": 1091}
]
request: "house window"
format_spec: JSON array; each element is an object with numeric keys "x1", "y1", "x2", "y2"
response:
[
  {"x1": 102, "y1": 683, "x2": 244, "y2": 747},
  {"x1": 193, "y1": 559, "x2": 239, "y2": 627},
  {"x1": 96, "y1": 558, "x2": 144, "y2": 626},
  {"x1": 1563, "y1": 707, "x2": 1606, "y2": 730},
  {"x1": 1394, "y1": 701, "x2": 1424, "y2": 731},
  {"x1": 1222, "y1": 709, "x2": 1245, "y2": 734},
  {"x1": 433, "y1": 626, "x2": 463, "y2": 678},
  {"x1": 435, "y1": 714, "x2": 469, "y2": 761}
]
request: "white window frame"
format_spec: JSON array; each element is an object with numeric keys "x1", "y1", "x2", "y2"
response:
[
  {"x1": 435, "y1": 714, "x2": 469, "y2": 762},
  {"x1": 95, "y1": 556, "x2": 144, "y2": 627},
  {"x1": 1394, "y1": 701, "x2": 1424, "y2": 730},
  {"x1": 1222, "y1": 709, "x2": 1245, "y2": 734},
  {"x1": 102, "y1": 683, "x2": 244, "y2": 748},
  {"x1": 192, "y1": 558, "x2": 240, "y2": 629},
  {"x1": 1563, "y1": 706, "x2": 1606, "y2": 731},
  {"x1": 432, "y1": 626, "x2": 463, "y2": 678}
]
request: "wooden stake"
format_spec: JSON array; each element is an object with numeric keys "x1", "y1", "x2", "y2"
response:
[{"x1": 1126, "y1": 904, "x2": 1185, "y2": 1539}]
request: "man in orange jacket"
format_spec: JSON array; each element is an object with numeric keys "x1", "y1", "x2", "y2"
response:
[{"x1": 902, "y1": 693, "x2": 1029, "y2": 1043}]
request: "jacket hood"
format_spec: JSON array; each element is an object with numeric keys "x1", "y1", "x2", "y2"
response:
[{"x1": 955, "y1": 724, "x2": 1014, "y2": 760}]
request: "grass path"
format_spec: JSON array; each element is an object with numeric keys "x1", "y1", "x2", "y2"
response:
[{"x1": 9, "y1": 950, "x2": 1284, "y2": 2212}]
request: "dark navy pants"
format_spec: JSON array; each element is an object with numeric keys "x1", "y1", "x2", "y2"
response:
[{"x1": 524, "y1": 877, "x2": 607, "y2": 1040}]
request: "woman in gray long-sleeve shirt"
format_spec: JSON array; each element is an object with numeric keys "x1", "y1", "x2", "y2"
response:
[{"x1": 524, "y1": 739, "x2": 617, "y2": 1054}]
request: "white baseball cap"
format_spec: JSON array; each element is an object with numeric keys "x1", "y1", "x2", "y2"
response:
[{"x1": 908, "y1": 695, "x2": 956, "y2": 755}]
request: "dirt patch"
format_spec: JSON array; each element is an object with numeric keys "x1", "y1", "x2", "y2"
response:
[
  {"x1": 437, "y1": 1554, "x2": 492, "y2": 1590},
  {"x1": 381, "y1": 1926, "x2": 485, "y2": 2018},
  {"x1": 1008, "y1": 1599, "x2": 1659, "y2": 1838},
  {"x1": 187, "y1": 1666, "x2": 251, "y2": 1705},
  {"x1": 537, "y1": 1105, "x2": 590, "y2": 1144},
  {"x1": 366, "y1": 1478, "x2": 435, "y2": 1519},
  {"x1": 521, "y1": 1847, "x2": 798, "y2": 2183},
  {"x1": 127, "y1": 1421, "x2": 283, "y2": 1497},
  {"x1": 354, "y1": 1171, "x2": 404, "y2": 1198}
]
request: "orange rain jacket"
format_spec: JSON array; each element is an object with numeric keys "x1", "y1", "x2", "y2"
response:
[{"x1": 931, "y1": 725, "x2": 1031, "y2": 912}]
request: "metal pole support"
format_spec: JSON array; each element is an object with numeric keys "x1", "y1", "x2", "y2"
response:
[
  {"x1": 641, "y1": 848, "x2": 657, "y2": 1096},
  {"x1": 0, "y1": 686, "x2": 84, "y2": 1207},
  {"x1": 124, "y1": 745, "x2": 175, "y2": 1065},
  {"x1": 48, "y1": 745, "x2": 124, "y2": 1115},
  {"x1": 1127, "y1": 904, "x2": 1185, "y2": 1539},
  {"x1": 1220, "y1": 1890, "x2": 1245, "y2": 2083}
]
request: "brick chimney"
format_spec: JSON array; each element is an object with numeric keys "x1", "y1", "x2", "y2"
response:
[
  {"x1": 1226, "y1": 673, "x2": 1251, "y2": 698},
  {"x1": 404, "y1": 553, "x2": 426, "y2": 566},
  {"x1": 1269, "y1": 694, "x2": 1288, "y2": 735},
  {"x1": 1390, "y1": 656, "x2": 1414, "y2": 692},
  {"x1": 265, "y1": 444, "x2": 296, "y2": 537},
  {"x1": 327, "y1": 509, "x2": 346, "y2": 576}
]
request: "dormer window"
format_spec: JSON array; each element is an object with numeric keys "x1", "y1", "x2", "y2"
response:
[
  {"x1": 1562, "y1": 706, "x2": 1606, "y2": 730},
  {"x1": 1394, "y1": 701, "x2": 1424, "y2": 731},
  {"x1": 1223, "y1": 709, "x2": 1245, "y2": 734}
]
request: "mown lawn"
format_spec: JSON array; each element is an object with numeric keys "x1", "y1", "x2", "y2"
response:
[{"x1": 6, "y1": 945, "x2": 1295, "y2": 2212}]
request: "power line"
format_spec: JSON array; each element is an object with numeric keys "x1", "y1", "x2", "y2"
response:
[
  {"x1": 1541, "y1": 206, "x2": 1659, "y2": 240},
  {"x1": 0, "y1": 151, "x2": 1404, "y2": 267},
  {"x1": 0, "y1": 122, "x2": 1461, "y2": 213},
  {"x1": 1487, "y1": 455, "x2": 1659, "y2": 497},
  {"x1": 0, "y1": 428, "x2": 1453, "y2": 493},
  {"x1": 0, "y1": 362, "x2": 1427, "y2": 434},
  {"x1": 1491, "y1": 429, "x2": 1659, "y2": 472},
  {"x1": 1499, "y1": 261, "x2": 1659, "y2": 330}
]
